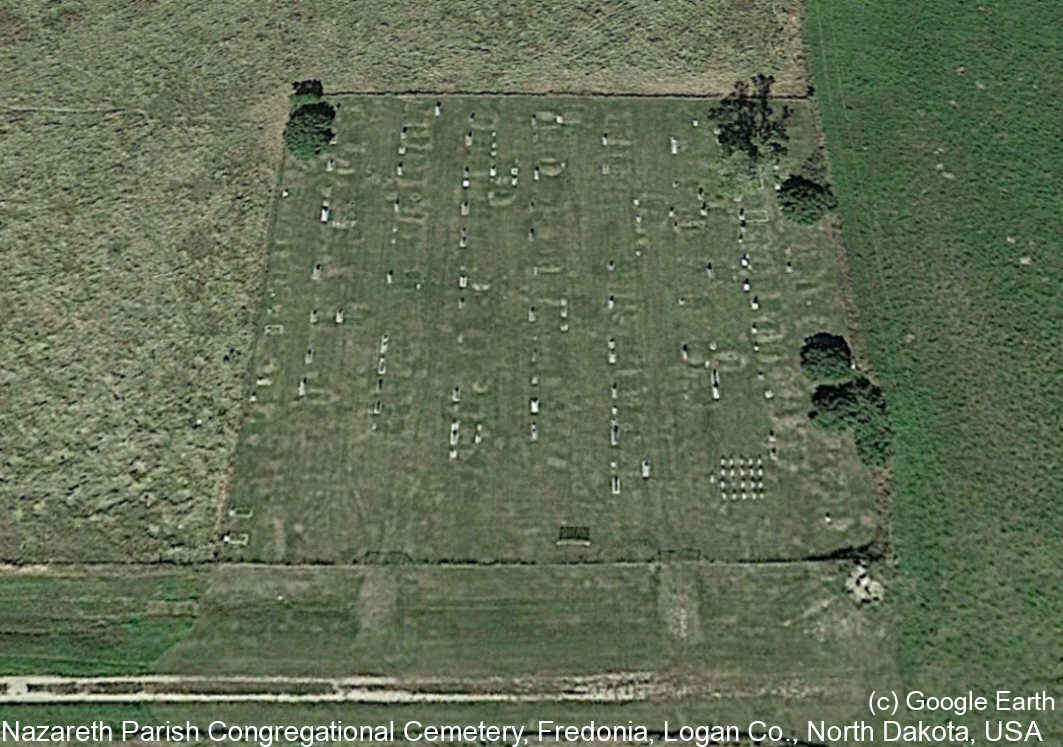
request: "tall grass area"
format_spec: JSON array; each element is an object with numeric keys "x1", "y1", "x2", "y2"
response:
[{"x1": 806, "y1": 0, "x2": 1061, "y2": 701}]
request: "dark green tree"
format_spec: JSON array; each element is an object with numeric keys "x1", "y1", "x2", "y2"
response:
[
  {"x1": 800, "y1": 332, "x2": 853, "y2": 380},
  {"x1": 778, "y1": 174, "x2": 838, "y2": 224},
  {"x1": 707, "y1": 74, "x2": 792, "y2": 168},
  {"x1": 283, "y1": 101, "x2": 335, "y2": 160},
  {"x1": 809, "y1": 377, "x2": 892, "y2": 467}
]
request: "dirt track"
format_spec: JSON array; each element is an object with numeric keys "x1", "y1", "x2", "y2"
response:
[{"x1": 0, "y1": 672, "x2": 821, "y2": 704}]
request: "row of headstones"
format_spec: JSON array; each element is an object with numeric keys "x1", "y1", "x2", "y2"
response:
[
  {"x1": 453, "y1": 161, "x2": 523, "y2": 190},
  {"x1": 368, "y1": 333, "x2": 389, "y2": 424},
  {"x1": 286, "y1": 118, "x2": 360, "y2": 400},
  {"x1": 734, "y1": 207, "x2": 777, "y2": 427},
  {"x1": 528, "y1": 344, "x2": 541, "y2": 443},
  {"x1": 299, "y1": 121, "x2": 414, "y2": 400},
  {"x1": 528, "y1": 109, "x2": 693, "y2": 154},
  {"x1": 450, "y1": 127, "x2": 497, "y2": 456},
  {"x1": 370, "y1": 121, "x2": 433, "y2": 419},
  {"x1": 302, "y1": 121, "x2": 418, "y2": 402},
  {"x1": 276, "y1": 272, "x2": 346, "y2": 399},
  {"x1": 712, "y1": 190, "x2": 790, "y2": 492},
  {"x1": 604, "y1": 378, "x2": 654, "y2": 494},
  {"x1": 736, "y1": 206, "x2": 795, "y2": 406},
  {"x1": 597, "y1": 125, "x2": 630, "y2": 177},
  {"x1": 525, "y1": 137, "x2": 563, "y2": 447},
  {"x1": 604, "y1": 221, "x2": 652, "y2": 491},
  {"x1": 636, "y1": 187, "x2": 715, "y2": 236}
]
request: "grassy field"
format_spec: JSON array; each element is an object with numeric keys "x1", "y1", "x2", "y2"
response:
[
  {"x1": 2, "y1": 0, "x2": 808, "y2": 563},
  {"x1": 0, "y1": 2, "x2": 906, "y2": 737},
  {"x1": 0, "y1": 562, "x2": 892, "y2": 706},
  {"x1": 0, "y1": 569, "x2": 204, "y2": 675},
  {"x1": 805, "y1": 0, "x2": 1062, "y2": 735},
  {"x1": 5, "y1": 0, "x2": 806, "y2": 102},
  {"x1": 0, "y1": 109, "x2": 270, "y2": 562},
  {"x1": 223, "y1": 95, "x2": 876, "y2": 564},
  {"x1": 160, "y1": 562, "x2": 892, "y2": 686}
]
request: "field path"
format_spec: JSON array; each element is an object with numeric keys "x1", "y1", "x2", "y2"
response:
[{"x1": 0, "y1": 672, "x2": 823, "y2": 704}]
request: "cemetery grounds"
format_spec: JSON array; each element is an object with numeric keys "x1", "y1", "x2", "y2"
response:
[{"x1": 225, "y1": 95, "x2": 878, "y2": 566}]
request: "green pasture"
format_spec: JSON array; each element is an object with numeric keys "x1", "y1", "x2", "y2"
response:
[
  {"x1": 0, "y1": 570, "x2": 205, "y2": 675},
  {"x1": 806, "y1": 0, "x2": 1062, "y2": 739}
]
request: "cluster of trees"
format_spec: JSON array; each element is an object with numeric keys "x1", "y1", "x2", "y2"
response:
[
  {"x1": 802, "y1": 333, "x2": 892, "y2": 467},
  {"x1": 706, "y1": 74, "x2": 792, "y2": 199},
  {"x1": 707, "y1": 73, "x2": 792, "y2": 167},
  {"x1": 707, "y1": 76, "x2": 837, "y2": 223},
  {"x1": 283, "y1": 80, "x2": 335, "y2": 160}
]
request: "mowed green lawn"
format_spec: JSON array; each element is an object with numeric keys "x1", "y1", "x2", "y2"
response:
[
  {"x1": 158, "y1": 562, "x2": 891, "y2": 685},
  {"x1": 0, "y1": 561, "x2": 893, "y2": 713},
  {"x1": 0, "y1": 570, "x2": 204, "y2": 675},
  {"x1": 224, "y1": 96, "x2": 877, "y2": 564}
]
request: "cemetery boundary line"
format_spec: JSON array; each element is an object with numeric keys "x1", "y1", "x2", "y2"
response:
[
  {"x1": 225, "y1": 93, "x2": 878, "y2": 567},
  {"x1": 0, "y1": 544, "x2": 882, "y2": 572},
  {"x1": 325, "y1": 89, "x2": 812, "y2": 101}
]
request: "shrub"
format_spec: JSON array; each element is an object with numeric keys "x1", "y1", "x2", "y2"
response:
[
  {"x1": 800, "y1": 332, "x2": 853, "y2": 380},
  {"x1": 283, "y1": 101, "x2": 335, "y2": 160},
  {"x1": 293, "y1": 79, "x2": 323, "y2": 98},
  {"x1": 778, "y1": 174, "x2": 838, "y2": 224},
  {"x1": 809, "y1": 377, "x2": 892, "y2": 467}
]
